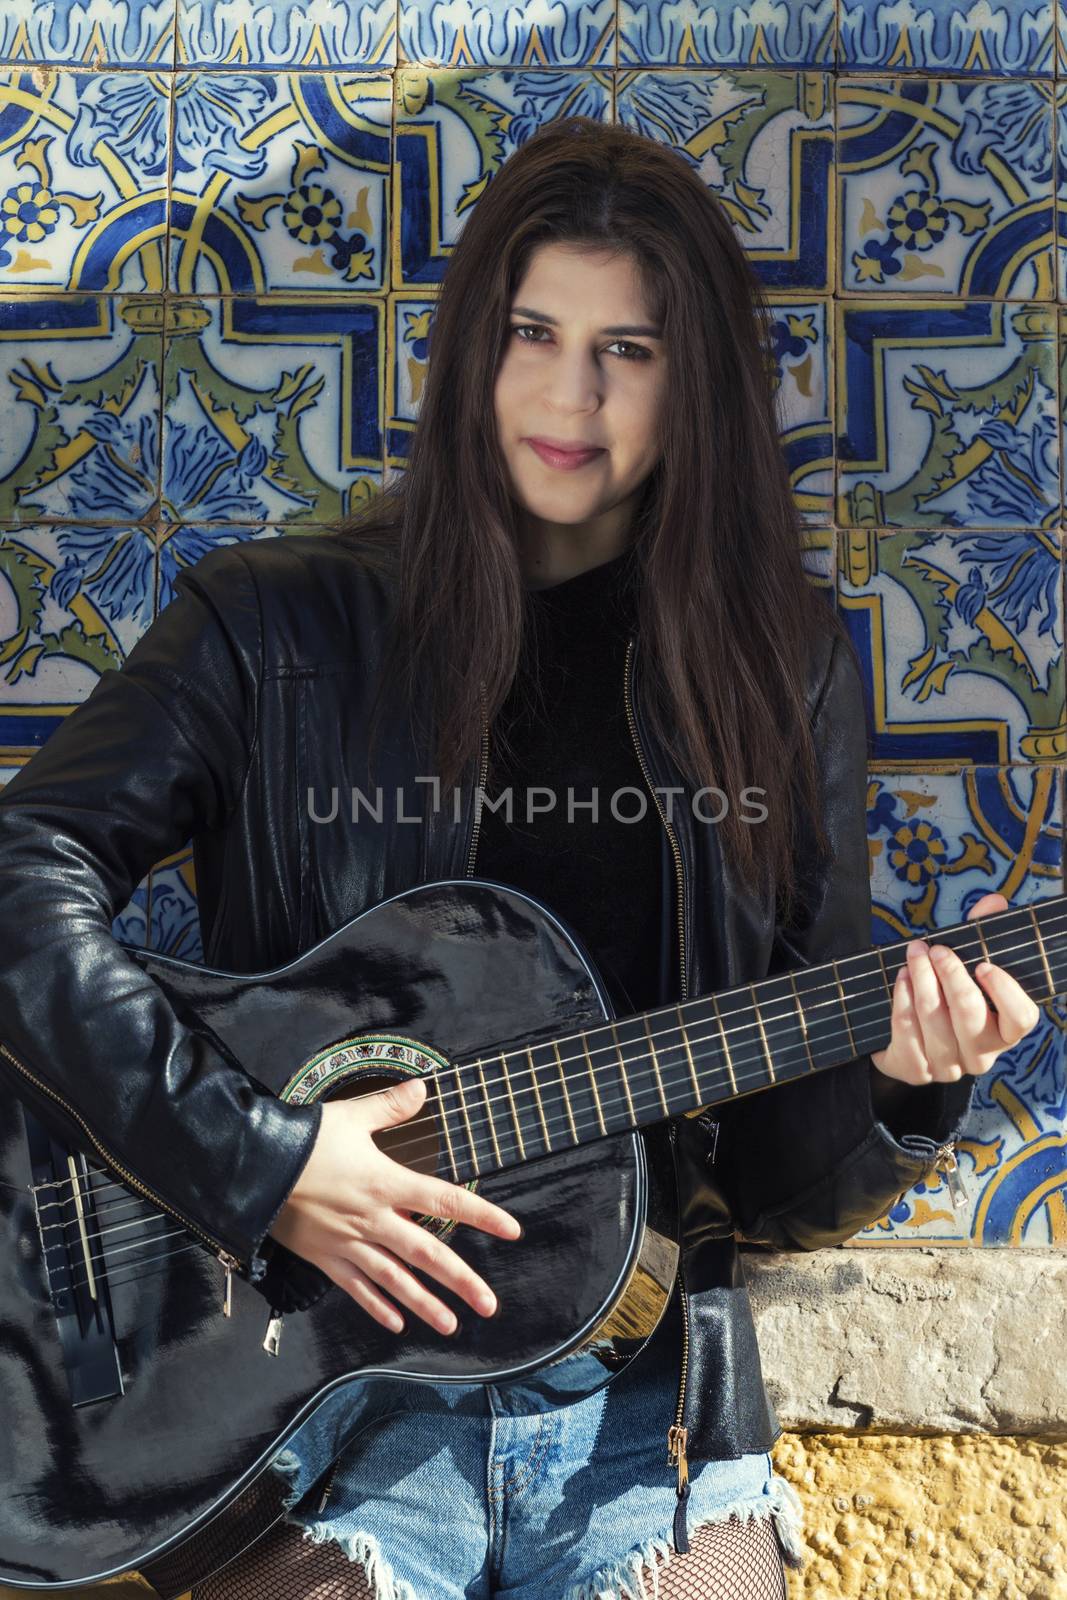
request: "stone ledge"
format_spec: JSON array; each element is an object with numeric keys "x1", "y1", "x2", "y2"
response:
[{"x1": 741, "y1": 1247, "x2": 1067, "y2": 1434}]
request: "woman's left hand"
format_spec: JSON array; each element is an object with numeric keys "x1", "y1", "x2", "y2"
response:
[{"x1": 870, "y1": 892, "x2": 1044, "y2": 1085}]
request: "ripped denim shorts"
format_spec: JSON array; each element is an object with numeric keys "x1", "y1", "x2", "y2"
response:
[{"x1": 270, "y1": 1303, "x2": 805, "y2": 1600}]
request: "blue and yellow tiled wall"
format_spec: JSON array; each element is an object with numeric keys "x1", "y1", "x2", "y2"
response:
[{"x1": 0, "y1": 0, "x2": 1065, "y2": 1249}]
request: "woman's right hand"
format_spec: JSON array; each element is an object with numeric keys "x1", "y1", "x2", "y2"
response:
[{"x1": 269, "y1": 1075, "x2": 522, "y2": 1336}]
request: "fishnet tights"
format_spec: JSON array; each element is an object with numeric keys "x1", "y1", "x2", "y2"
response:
[{"x1": 188, "y1": 1507, "x2": 789, "y2": 1599}]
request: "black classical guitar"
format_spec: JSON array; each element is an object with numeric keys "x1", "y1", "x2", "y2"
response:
[{"x1": 0, "y1": 878, "x2": 1057, "y2": 1593}]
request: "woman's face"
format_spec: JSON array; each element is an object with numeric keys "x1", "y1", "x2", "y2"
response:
[{"x1": 493, "y1": 242, "x2": 668, "y2": 551}]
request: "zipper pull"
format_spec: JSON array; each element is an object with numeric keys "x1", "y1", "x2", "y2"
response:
[
  {"x1": 217, "y1": 1251, "x2": 240, "y2": 1318},
  {"x1": 667, "y1": 1424, "x2": 690, "y2": 1554},
  {"x1": 935, "y1": 1141, "x2": 967, "y2": 1210},
  {"x1": 263, "y1": 1308, "x2": 285, "y2": 1357}
]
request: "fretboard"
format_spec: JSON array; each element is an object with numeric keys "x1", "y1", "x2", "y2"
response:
[{"x1": 430, "y1": 896, "x2": 1065, "y2": 1183}]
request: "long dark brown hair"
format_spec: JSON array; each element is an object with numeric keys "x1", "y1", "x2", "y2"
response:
[{"x1": 334, "y1": 114, "x2": 856, "y2": 922}]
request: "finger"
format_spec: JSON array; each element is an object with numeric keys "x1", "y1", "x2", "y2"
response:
[
  {"x1": 346, "y1": 1239, "x2": 462, "y2": 1336},
  {"x1": 906, "y1": 939, "x2": 962, "y2": 1080},
  {"x1": 965, "y1": 892, "x2": 1008, "y2": 919},
  {"x1": 882, "y1": 964, "x2": 935, "y2": 1085},
  {"x1": 321, "y1": 1253, "x2": 406, "y2": 1333},
  {"x1": 377, "y1": 1212, "x2": 499, "y2": 1318},
  {"x1": 927, "y1": 942, "x2": 999, "y2": 1072},
  {"x1": 361, "y1": 1075, "x2": 427, "y2": 1132},
  {"x1": 397, "y1": 1174, "x2": 523, "y2": 1241},
  {"x1": 973, "y1": 963, "x2": 1043, "y2": 1047}
]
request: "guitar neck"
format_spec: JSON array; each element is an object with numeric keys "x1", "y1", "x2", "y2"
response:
[{"x1": 436, "y1": 895, "x2": 1066, "y2": 1184}]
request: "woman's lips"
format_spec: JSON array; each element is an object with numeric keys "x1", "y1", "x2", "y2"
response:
[{"x1": 526, "y1": 439, "x2": 605, "y2": 471}]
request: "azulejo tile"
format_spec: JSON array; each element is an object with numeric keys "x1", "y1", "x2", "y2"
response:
[
  {"x1": 0, "y1": 0, "x2": 175, "y2": 68},
  {"x1": 838, "y1": 78, "x2": 1060, "y2": 299},
  {"x1": 399, "y1": 0, "x2": 615, "y2": 68},
  {"x1": 161, "y1": 297, "x2": 384, "y2": 527},
  {"x1": 0, "y1": 524, "x2": 149, "y2": 752},
  {"x1": 800, "y1": 527, "x2": 835, "y2": 593},
  {"x1": 618, "y1": 0, "x2": 835, "y2": 67},
  {"x1": 386, "y1": 291, "x2": 434, "y2": 466},
  {"x1": 0, "y1": 294, "x2": 164, "y2": 530},
  {"x1": 835, "y1": 300, "x2": 1059, "y2": 529},
  {"x1": 616, "y1": 70, "x2": 833, "y2": 291},
  {"x1": 393, "y1": 67, "x2": 611, "y2": 287},
  {"x1": 148, "y1": 849, "x2": 203, "y2": 959},
  {"x1": 854, "y1": 764, "x2": 1065, "y2": 1245},
  {"x1": 169, "y1": 73, "x2": 392, "y2": 295},
  {"x1": 768, "y1": 296, "x2": 833, "y2": 519},
  {"x1": 0, "y1": 70, "x2": 168, "y2": 293},
  {"x1": 839, "y1": 528, "x2": 1065, "y2": 764},
  {"x1": 839, "y1": 0, "x2": 1055, "y2": 76},
  {"x1": 178, "y1": 0, "x2": 395, "y2": 69}
]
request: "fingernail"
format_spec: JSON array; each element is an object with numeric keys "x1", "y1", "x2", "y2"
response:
[
  {"x1": 909, "y1": 939, "x2": 929, "y2": 956},
  {"x1": 478, "y1": 1293, "x2": 497, "y2": 1316}
]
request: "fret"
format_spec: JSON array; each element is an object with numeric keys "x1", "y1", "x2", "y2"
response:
[
  {"x1": 751, "y1": 973, "x2": 813, "y2": 1085},
  {"x1": 643, "y1": 1013, "x2": 669, "y2": 1116},
  {"x1": 750, "y1": 982, "x2": 775, "y2": 1083},
  {"x1": 974, "y1": 916, "x2": 991, "y2": 966},
  {"x1": 525, "y1": 1045, "x2": 552, "y2": 1154},
  {"x1": 501, "y1": 1051, "x2": 526, "y2": 1163},
  {"x1": 475, "y1": 1059, "x2": 502, "y2": 1167},
  {"x1": 709, "y1": 991, "x2": 737, "y2": 1093},
  {"x1": 552, "y1": 1040, "x2": 580, "y2": 1144},
  {"x1": 1028, "y1": 905, "x2": 1054, "y2": 996},
  {"x1": 975, "y1": 904, "x2": 1038, "y2": 994},
  {"x1": 676, "y1": 1005, "x2": 701, "y2": 1103},
  {"x1": 609, "y1": 1012, "x2": 678, "y2": 1125},
  {"x1": 525, "y1": 1036, "x2": 575, "y2": 1155},
  {"x1": 583, "y1": 1032, "x2": 607, "y2": 1136},
  {"x1": 831, "y1": 960, "x2": 857, "y2": 1057},
  {"x1": 449, "y1": 1064, "x2": 481, "y2": 1178},
  {"x1": 788, "y1": 960, "x2": 855, "y2": 1069},
  {"x1": 609, "y1": 1020, "x2": 637, "y2": 1124},
  {"x1": 830, "y1": 949, "x2": 893, "y2": 1060},
  {"x1": 875, "y1": 946, "x2": 892, "y2": 1004},
  {"x1": 430, "y1": 1073, "x2": 461, "y2": 1182},
  {"x1": 787, "y1": 970, "x2": 815, "y2": 1072},
  {"x1": 1034, "y1": 898, "x2": 1067, "y2": 996}
]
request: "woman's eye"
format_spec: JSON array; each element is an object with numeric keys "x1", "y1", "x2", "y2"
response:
[{"x1": 509, "y1": 324, "x2": 649, "y2": 362}]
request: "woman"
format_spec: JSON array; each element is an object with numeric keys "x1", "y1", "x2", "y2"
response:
[{"x1": 0, "y1": 117, "x2": 1039, "y2": 1600}]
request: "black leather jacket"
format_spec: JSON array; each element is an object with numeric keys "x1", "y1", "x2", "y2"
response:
[{"x1": 0, "y1": 531, "x2": 973, "y2": 1475}]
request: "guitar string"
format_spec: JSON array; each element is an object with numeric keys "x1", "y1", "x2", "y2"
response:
[
  {"x1": 49, "y1": 937, "x2": 1058, "y2": 1291},
  {"x1": 30, "y1": 905, "x2": 1059, "y2": 1219},
  {"x1": 34, "y1": 916, "x2": 1061, "y2": 1264}
]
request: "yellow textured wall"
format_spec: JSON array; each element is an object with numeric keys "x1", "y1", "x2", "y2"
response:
[
  {"x1": 4, "y1": 1433, "x2": 1065, "y2": 1600},
  {"x1": 772, "y1": 1433, "x2": 1067, "y2": 1600}
]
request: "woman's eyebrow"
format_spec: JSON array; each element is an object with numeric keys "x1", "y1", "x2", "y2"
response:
[{"x1": 510, "y1": 304, "x2": 663, "y2": 338}]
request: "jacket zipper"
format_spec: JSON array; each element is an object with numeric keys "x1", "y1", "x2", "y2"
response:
[
  {"x1": 0, "y1": 1039, "x2": 246, "y2": 1278},
  {"x1": 465, "y1": 692, "x2": 490, "y2": 878},
  {"x1": 935, "y1": 1139, "x2": 966, "y2": 1209},
  {"x1": 625, "y1": 638, "x2": 692, "y2": 1553}
]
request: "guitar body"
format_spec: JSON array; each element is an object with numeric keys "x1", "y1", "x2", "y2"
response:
[{"x1": 0, "y1": 881, "x2": 679, "y2": 1592}]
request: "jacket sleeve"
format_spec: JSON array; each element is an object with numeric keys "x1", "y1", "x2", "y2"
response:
[
  {"x1": 713, "y1": 630, "x2": 975, "y2": 1250},
  {"x1": 0, "y1": 543, "x2": 321, "y2": 1272}
]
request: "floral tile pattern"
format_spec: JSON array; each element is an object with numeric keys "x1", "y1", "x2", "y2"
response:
[
  {"x1": 838, "y1": 78, "x2": 1061, "y2": 298},
  {"x1": 1, "y1": 4, "x2": 1066, "y2": 1250},
  {"x1": 178, "y1": 0, "x2": 395, "y2": 68},
  {"x1": 1, "y1": 0, "x2": 177, "y2": 68},
  {"x1": 836, "y1": 300, "x2": 1060, "y2": 529},
  {"x1": 855, "y1": 765, "x2": 1066, "y2": 1245},
  {"x1": 0, "y1": 71, "x2": 169, "y2": 293},
  {"x1": 839, "y1": 0, "x2": 1055, "y2": 77},
  {"x1": 161, "y1": 297, "x2": 385, "y2": 526},
  {"x1": 618, "y1": 0, "x2": 836, "y2": 67},
  {"x1": 400, "y1": 0, "x2": 616, "y2": 68},
  {"x1": 839, "y1": 528, "x2": 1065, "y2": 764},
  {"x1": 169, "y1": 73, "x2": 392, "y2": 295}
]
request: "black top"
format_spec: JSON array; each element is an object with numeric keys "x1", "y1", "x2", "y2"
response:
[{"x1": 475, "y1": 548, "x2": 664, "y2": 1018}]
